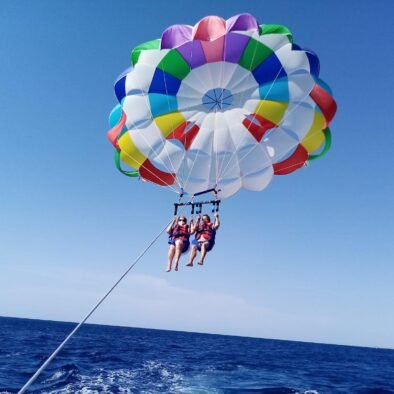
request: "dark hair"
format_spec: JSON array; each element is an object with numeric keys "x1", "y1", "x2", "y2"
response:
[{"x1": 202, "y1": 214, "x2": 211, "y2": 222}]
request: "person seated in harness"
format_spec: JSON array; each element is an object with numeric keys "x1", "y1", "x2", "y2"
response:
[
  {"x1": 166, "y1": 215, "x2": 191, "y2": 272},
  {"x1": 186, "y1": 212, "x2": 220, "y2": 267}
]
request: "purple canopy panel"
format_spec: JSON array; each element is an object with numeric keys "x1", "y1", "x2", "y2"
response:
[
  {"x1": 177, "y1": 40, "x2": 206, "y2": 69},
  {"x1": 161, "y1": 24, "x2": 192, "y2": 49},
  {"x1": 224, "y1": 33, "x2": 250, "y2": 63},
  {"x1": 226, "y1": 13, "x2": 259, "y2": 32}
]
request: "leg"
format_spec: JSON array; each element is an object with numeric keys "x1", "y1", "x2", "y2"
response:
[
  {"x1": 166, "y1": 244, "x2": 175, "y2": 272},
  {"x1": 186, "y1": 245, "x2": 198, "y2": 267},
  {"x1": 198, "y1": 242, "x2": 208, "y2": 265},
  {"x1": 174, "y1": 240, "x2": 184, "y2": 271}
]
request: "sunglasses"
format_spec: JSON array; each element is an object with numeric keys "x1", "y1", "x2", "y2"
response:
[{"x1": 178, "y1": 218, "x2": 186, "y2": 222}]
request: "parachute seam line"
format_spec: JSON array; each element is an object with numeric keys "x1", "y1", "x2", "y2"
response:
[
  {"x1": 213, "y1": 89, "x2": 218, "y2": 101},
  {"x1": 224, "y1": 99, "x2": 297, "y2": 175},
  {"x1": 218, "y1": 38, "x2": 230, "y2": 187},
  {"x1": 230, "y1": 31, "x2": 261, "y2": 107},
  {"x1": 228, "y1": 68, "x2": 255, "y2": 94},
  {"x1": 230, "y1": 93, "x2": 318, "y2": 174},
  {"x1": 181, "y1": 40, "x2": 194, "y2": 194},
  {"x1": 204, "y1": 92, "x2": 216, "y2": 101},
  {"x1": 120, "y1": 148, "x2": 178, "y2": 193},
  {"x1": 215, "y1": 32, "x2": 263, "y2": 186},
  {"x1": 216, "y1": 108, "x2": 240, "y2": 183},
  {"x1": 161, "y1": 67, "x2": 182, "y2": 178},
  {"x1": 17, "y1": 216, "x2": 179, "y2": 394},
  {"x1": 214, "y1": 112, "x2": 219, "y2": 188},
  {"x1": 157, "y1": 64, "x2": 184, "y2": 191},
  {"x1": 235, "y1": 83, "x2": 317, "y2": 170},
  {"x1": 216, "y1": 43, "x2": 271, "y2": 179},
  {"x1": 125, "y1": 83, "x2": 180, "y2": 190},
  {"x1": 218, "y1": 42, "x2": 306, "y2": 182},
  {"x1": 126, "y1": 100, "x2": 175, "y2": 176},
  {"x1": 182, "y1": 139, "x2": 203, "y2": 193},
  {"x1": 138, "y1": 57, "x2": 182, "y2": 191},
  {"x1": 179, "y1": 38, "x2": 195, "y2": 195},
  {"x1": 272, "y1": 158, "x2": 308, "y2": 173},
  {"x1": 219, "y1": 61, "x2": 286, "y2": 177},
  {"x1": 214, "y1": 114, "x2": 244, "y2": 181},
  {"x1": 125, "y1": 64, "x2": 177, "y2": 178},
  {"x1": 119, "y1": 148, "x2": 179, "y2": 194},
  {"x1": 183, "y1": 146, "x2": 202, "y2": 193},
  {"x1": 208, "y1": 102, "x2": 218, "y2": 113},
  {"x1": 214, "y1": 38, "x2": 229, "y2": 190},
  {"x1": 217, "y1": 45, "x2": 226, "y2": 189}
]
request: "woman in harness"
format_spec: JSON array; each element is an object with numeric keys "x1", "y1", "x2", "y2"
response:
[
  {"x1": 186, "y1": 213, "x2": 220, "y2": 267},
  {"x1": 166, "y1": 216, "x2": 191, "y2": 272}
]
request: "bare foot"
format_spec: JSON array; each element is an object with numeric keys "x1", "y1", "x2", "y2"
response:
[
  {"x1": 198, "y1": 261, "x2": 204, "y2": 265},
  {"x1": 186, "y1": 263, "x2": 193, "y2": 267},
  {"x1": 174, "y1": 266, "x2": 178, "y2": 271},
  {"x1": 166, "y1": 267, "x2": 171, "y2": 272}
]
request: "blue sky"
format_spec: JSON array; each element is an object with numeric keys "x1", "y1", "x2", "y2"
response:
[{"x1": 1, "y1": 0, "x2": 393, "y2": 348}]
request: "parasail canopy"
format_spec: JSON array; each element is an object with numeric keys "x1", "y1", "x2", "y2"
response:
[{"x1": 108, "y1": 13, "x2": 337, "y2": 198}]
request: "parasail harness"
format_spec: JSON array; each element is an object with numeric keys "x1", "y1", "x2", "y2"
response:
[{"x1": 173, "y1": 187, "x2": 221, "y2": 217}]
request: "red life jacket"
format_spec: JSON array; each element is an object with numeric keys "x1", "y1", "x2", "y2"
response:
[
  {"x1": 171, "y1": 224, "x2": 189, "y2": 242},
  {"x1": 196, "y1": 222, "x2": 216, "y2": 241}
]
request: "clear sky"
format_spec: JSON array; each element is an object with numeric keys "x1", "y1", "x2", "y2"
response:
[{"x1": 1, "y1": 0, "x2": 393, "y2": 349}]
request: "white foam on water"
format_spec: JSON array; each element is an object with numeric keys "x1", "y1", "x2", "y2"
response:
[
  {"x1": 42, "y1": 360, "x2": 197, "y2": 394},
  {"x1": 31, "y1": 358, "x2": 323, "y2": 394},
  {"x1": 4, "y1": 352, "x2": 21, "y2": 358},
  {"x1": 44, "y1": 369, "x2": 70, "y2": 382}
]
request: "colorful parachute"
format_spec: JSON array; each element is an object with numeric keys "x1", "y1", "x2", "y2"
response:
[{"x1": 108, "y1": 13, "x2": 337, "y2": 198}]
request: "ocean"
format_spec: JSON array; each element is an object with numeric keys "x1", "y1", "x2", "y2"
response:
[{"x1": 0, "y1": 316, "x2": 393, "y2": 394}]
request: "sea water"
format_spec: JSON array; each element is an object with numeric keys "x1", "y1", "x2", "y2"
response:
[{"x1": 0, "y1": 317, "x2": 393, "y2": 393}]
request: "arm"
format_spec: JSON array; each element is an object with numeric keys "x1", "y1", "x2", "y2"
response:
[
  {"x1": 190, "y1": 214, "x2": 200, "y2": 234},
  {"x1": 213, "y1": 212, "x2": 220, "y2": 230},
  {"x1": 188, "y1": 217, "x2": 194, "y2": 234},
  {"x1": 166, "y1": 217, "x2": 176, "y2": 234}
]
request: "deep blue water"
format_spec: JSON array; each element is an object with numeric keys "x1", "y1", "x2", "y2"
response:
[{"x1": 0, "y1": 317, "x2": 393, "y2": 394}]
